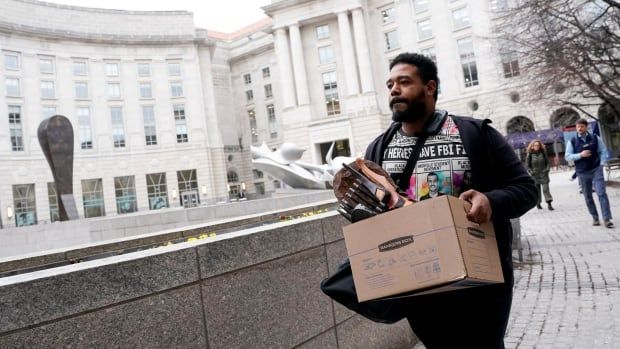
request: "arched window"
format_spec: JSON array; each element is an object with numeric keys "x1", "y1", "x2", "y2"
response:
[
  {"x1": 550, "y1": 107, "x2": 579, "y2": 128},
  {"x1": 227, "y1": 170, "x2": 239, "y2": 183},
  {"x1": 506, "y1": 116, "x2": 535, "y2": 134},
  {"x1": 598, "y1": 99, "x2": 620, "y2": 125}
]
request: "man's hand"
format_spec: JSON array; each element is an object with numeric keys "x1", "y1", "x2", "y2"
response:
[
  {"x1": 459, "y1": 189, "x2": 492, "y2": 223},
  {"x1": 580, "y1": 150, "x2": 592, "y2": 158}
]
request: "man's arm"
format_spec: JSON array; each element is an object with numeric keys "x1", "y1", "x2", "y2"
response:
[
  {"x1": 565, "y1": 138, "x2": 581, "y2": 162},
  {"x1": 481, "y1": 126, "x2": 537, "y2": 220},
  {"x1": 596, "y1": 135, "x2": 610, "y2": 164}
]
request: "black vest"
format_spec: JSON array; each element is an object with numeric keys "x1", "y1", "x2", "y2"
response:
[{"x1": 571, "y1": 133, "x2": 600, "y2": 173}]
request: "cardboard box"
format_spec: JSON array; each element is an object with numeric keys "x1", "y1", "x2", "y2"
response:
[{"x1": 344, "y1": 195, "x2": 504, "y2": 302}]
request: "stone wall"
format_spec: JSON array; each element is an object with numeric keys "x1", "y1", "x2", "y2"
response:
[
  {"x1": 0, "y1": 190, "x2": 335, "y2": 259},
  {"x1": 0, "y1": 211, "x2": 417, "y2": 348}
]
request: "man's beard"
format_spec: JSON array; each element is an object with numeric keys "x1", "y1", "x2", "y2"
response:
[{"x1": 390, "y1": 97, "x2": 427, "y2": 123}]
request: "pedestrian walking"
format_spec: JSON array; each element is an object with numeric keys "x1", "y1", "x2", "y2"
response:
[
  {"x1": 565, "y1": 118, "x2": 614, "y2": 228},
  {"x1": 526, "y1": 140, "x2": 554, "y2": 210}
]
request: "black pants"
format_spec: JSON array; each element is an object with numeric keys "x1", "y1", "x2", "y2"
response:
[{"x1": 405, "y1": 282, "x2": 512, "y2": 349}]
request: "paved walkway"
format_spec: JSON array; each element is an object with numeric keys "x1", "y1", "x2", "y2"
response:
[
  {"x1": 505, "y1": 171, "x2": 620, "y2": 349},
  {"x1": 414, "y1": 170, "x2": 620, "y2": 349}
]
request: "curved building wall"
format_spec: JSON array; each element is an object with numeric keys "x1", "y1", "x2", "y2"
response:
[{"x1": 0, "y1": 0, "x2": 227, "y2": 227}]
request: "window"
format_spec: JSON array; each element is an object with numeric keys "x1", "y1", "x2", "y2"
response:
[
  {"x1": 245, "y1": 90, "x2": 254, "y2": 103},
  {"x1": 420, "y1": 46, "x2": 437, "y2": 63},
  {"x1": 114, "y1": 176, "x2": 137, "y2": 214},
  {"x1": 457, "y1": 37, "x2": 479, "y2": 87},
  {"x1": 227, "y1": 170, "x2": 239, "y2": 183},
  {"x1": 490, "y1": 0, "x2": 508, "y2": 12},
  {"x1": 140, "y1": 82, "x2": 153, "y2": 99},
  {"x1": 105, "y1": 62, "x2": 119, "y2": 76},
  {"x1": 42, "y1": 106, "x2": 56, "y2": 119},
  {"x1": 417, "y1": 19, "x2": 433, "y2": 41},
  {"x1": 381, "y1": 7, "x2": 395, "y2": 24},
  {"x1": 47, "y1": 182, "x2": 60, "y2": 223},
  {"x1": 174, "y1": 104, "x2": 188, "y2": 143},
  {"x1": 110, "y1": 107, "x2": 125, "y2": 148},
  {"x1": 4, "y1": 52, "x2": 19, "y2": 70},
  {"x1": 452, "y1": 7, "x2": 471, "y2": 30},
  {"x1": 316, "y1": 24, "x2": 330, "y2": 39},
  {"x1": 500, "y1": 47, "x2": 520, "y2": 78},
  {"x1": 40, "y1": 80, "x2": 55, "y2": 99},
  {"x1": 248, "y1": 109, "x2": 258, "y2": 143},
  {"x1": 137, "y1": 62, "x2": 151, "y2": 77},
  {"x1": 267, "y1": 104, "x2": 277, "y2": 138},
  {"x1": 39, "y1": 57, "x2": 54, "y2": 74},
  {"x1": 73, "y1": 60, "x2": 88, "y2": 76},
  {"x1": 262, "y1": 67, "x2": 271, "y2": 78},
  {"x1": 413, "y1": 0, "x2": 429, "y2": 13},
  {"x1": 9, "y1": 105, "x2": 24, "y2": 151},
  {"x1": 243, "y1": 73, "x2": 252, "y2": 85},
  {"x1": 177, "y1": 169, "x2": 199, "y2": 207},
  {"x1": 170, "y1": 81, "x2": 183, "y2": 97},
  {"x1": 264, "y1": 84, "x2": 273, "y2": 99},
  {"x1": 13, "y1": 184, "x2": 37, "y2": 226},
  {"x1": 107, "y1": 83, "x2": 121, "y2": 99},
  {"x1": 168, "y1": 61, "x2": 181, "y2": 76},
  {"x1": 318, "y1": 45, "x2": 335, "y2": 64},
  {"x1": 77, "y1": 107, "x2": 93, "y2": 149},
  {"x1": 142, "y1": 106, "x2": 157, "y2": 146},
  {"x1": 147, "y1": 173, "x2": 168, "y2": 209},
  {"x1": 253, "y1": 169, "x2": 264, "y2": 179},
  {"x1": 82, "y1": 178, "x2": 105, "y2": 218},
  {"x1": 385, "y1": 30, "x2": 400, "y2": 50},
  {"x1": 228, "y1": 184, "x2": 240, "y2": 196},
  {"x1": 6, "y1": 78, "x2": 20, "y2": 97},
  {"x1": 254, "y1": 182, "x2": 265, "y2": 195},
  {"x1": 75, "y1": 82, "x2": 89, "y2": 99},
  {"x1": 322, "y1": 71, "x2": 340, "y2": 116}
]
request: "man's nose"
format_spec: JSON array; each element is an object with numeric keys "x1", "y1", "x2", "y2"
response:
[{"x1": 390, "y1": 84, "x2": 400, "y2": 96}]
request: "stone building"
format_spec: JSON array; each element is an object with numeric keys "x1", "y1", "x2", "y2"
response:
[{"x1": 0, "y1": 0, "x2": 606, "y2": 227}]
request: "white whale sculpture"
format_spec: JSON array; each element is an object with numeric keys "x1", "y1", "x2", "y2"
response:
[{"x1": 251, "y1": 142, "x2": 356, "y2": 189}]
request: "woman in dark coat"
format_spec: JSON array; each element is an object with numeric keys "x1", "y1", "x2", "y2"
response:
[{"x1": 526, "y1": 139, "x2": 554, "y2": 210}]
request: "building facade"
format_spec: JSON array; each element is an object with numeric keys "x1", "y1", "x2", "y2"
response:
[
  {"x1": 0, "y1": 0, "x2": 607, "y2": 228},
  {"x1": 0, "y1": 0, "x2": 228, "y2": 227}
]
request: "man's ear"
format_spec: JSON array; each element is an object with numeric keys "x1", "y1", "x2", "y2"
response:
[{"x1": 426, "y1": 80, "x2": 437, "y2": 96}]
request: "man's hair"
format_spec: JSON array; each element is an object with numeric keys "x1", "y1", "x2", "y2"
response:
[
  {"x1": 427, "y1": 171, "x2": 438, "y2": 179},
  {"x1": 576, "y1": 118, "x2": 588, "y2": 126},
  {"x1": 389, "y1": 52, "x2": 440, "y2": 100}
]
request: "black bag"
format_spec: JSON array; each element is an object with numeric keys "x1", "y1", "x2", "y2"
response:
[{"x1": 320, "y1": 258, "x2": 408, "y2": 324}]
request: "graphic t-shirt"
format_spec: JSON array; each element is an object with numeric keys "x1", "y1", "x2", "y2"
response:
[{"x1": 382, "y1": 115, "x2": 472, "y2": 201}]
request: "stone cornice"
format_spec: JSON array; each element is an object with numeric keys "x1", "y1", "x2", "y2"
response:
[
  {"x1": 16, "y1": 0, "x2": 192, "y2": 16},
  {"x1": 0, "y1": 22, "x2": 197, "y2": 45}
]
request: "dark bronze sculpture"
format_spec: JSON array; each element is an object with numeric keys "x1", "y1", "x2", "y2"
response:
[{"x1": 38, "y1": 115, "x2": 79, "y2": 221}]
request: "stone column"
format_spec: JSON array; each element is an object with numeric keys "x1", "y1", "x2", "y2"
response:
[
  {"x1": 274, "y1": 27, "x2": 296, "y2": 109},
  {"x1": 337, "y1": 11, "x2": 360, "y2": 96},
  {"x1": 288, "y1": 23, "x2": 310, "y2": 106},
  {"x1": 351, "y1": 8, "x2": 375, "y2": 94}
]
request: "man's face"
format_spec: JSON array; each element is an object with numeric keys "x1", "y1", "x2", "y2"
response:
[
  {"x1": 576, "y1": 123, "x2": 587, "y2": 135},
  {"x1": 386, "y1": 63, "x2": 433, "y2": 123},
  {"x1": 428, "y1": 174, "x2": 438, "y2": 193},
  {"x1": 463, "y1": 171, "x2": 472, "y2": 185}
]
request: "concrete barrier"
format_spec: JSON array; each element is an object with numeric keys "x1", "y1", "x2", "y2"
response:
[
  {"x1": 0, "y1": 190, "x2": 335, "y2": 258},
  {"x1": 0, "y1": 211, "x2": 417, "y2": 349}
]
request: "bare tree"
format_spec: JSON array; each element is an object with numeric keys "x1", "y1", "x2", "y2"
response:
[{"x1": 494, "y1": 0, "x2": 620, "y2": 122}]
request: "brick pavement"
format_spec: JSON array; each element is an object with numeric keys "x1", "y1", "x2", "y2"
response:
[
  {"x1": 413, "y1": 170, "x2": 620, "y2": 349},
  {"x1": 505, "y1": 171, "x2": 620, "y2": 349}
]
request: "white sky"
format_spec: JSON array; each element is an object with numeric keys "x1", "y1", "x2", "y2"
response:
[{"x1": 43, "y1": 0, "x2": 271, "y2": 32}]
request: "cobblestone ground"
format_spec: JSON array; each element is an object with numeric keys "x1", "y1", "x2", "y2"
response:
[
  {"x1": 413, "y1": 170, "x2": 620, "y2": 349},
  {"x1": 505, "y1": 171, "x2": 620, "y2": 349}
]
